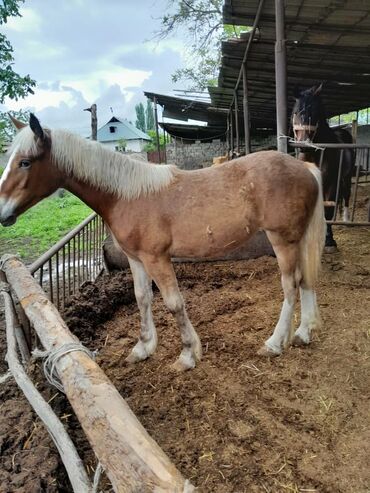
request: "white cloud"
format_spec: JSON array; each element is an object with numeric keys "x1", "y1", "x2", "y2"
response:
[
  {"x1": 67, "y1": 67, "x2": 152, "y2": 102},
  {"x1": 5, "y1": 7, "x2": 42, "y2": 33},
  {"x1": 1, "y1": 0, "x2": 188, "y2": 131},
  {"x1": 4, "y1": 88, "x2": 76, "y2": 112}
]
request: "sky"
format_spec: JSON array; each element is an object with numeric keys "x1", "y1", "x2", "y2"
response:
[{"x1": 1, "y1": 0, "x2": 188, "y2": 135}]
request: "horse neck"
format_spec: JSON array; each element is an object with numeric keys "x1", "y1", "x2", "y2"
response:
[
  {"x1": 314, "y1": 117, "x2": 337, "y2": 144},
  {"x1": 63, "y1": 174, "x2": 118, "y2": 220}
]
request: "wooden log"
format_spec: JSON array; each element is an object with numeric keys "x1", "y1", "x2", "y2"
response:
[
  {"x1": 2, "y1": 286, "x2": 92, "y2": 493},
  {"x1": 1, "y1": 255, "x2": 194, "y2": 493},
  {"x1": 0, "y1": 271, "x2": 30, "y2": 364}
]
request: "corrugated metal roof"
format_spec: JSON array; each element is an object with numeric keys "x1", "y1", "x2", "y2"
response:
[
  {"x1": 144, "y1": 92, "x2": 228, "y2": 125},
  {"x1": 160, "y1": 122, "x2": 227, "y2": 141},
  {"x1": 97, "y1": 116, "x2": 151, "y2": 142},
  {"x1": 223, "y1": 0, "x2": 370, "y2": 47},
  {"x1": 210, "y1": 0, "x2": 370, "y2": 128}
]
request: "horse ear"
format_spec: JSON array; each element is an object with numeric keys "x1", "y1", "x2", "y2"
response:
[
  {"x1": 293, "y1": 85, "x2": 301, "y2": 99},
  {"x1": 9, "y1": 114, "x2": 27, "y2": 131},
  {"x1": 29, "y1": 113, "x2": 45, "y2": 140},
  {"x1": 312, "y1": 83, "x2": 323, "y2": 96}
]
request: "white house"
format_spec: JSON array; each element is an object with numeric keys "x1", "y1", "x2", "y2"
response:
[{"x1": 97, "y1": 116, "x2": 151, "y2": 152}]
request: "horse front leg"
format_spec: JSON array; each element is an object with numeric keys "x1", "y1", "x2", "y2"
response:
[
  {"x1": 126, "y1": 256, "x2": 158, "y2": 363},
  {"x1": 142, "y1": 255, "x2": 202, "y2": 371}
]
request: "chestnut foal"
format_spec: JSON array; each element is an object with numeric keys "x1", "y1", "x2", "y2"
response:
[{"x1": 0, "y1": 115, "x2": 325, "y2": 370}]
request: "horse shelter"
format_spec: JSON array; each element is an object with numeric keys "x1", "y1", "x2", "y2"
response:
[{"x1": 1, "y1": 1, "x2": 370, "y2": 492}]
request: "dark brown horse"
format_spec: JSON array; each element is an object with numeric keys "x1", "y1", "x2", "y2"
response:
[
  {"x1": 292, "y1": 84, "x2": 355, "y2": 251},
  {"x1": 0, "y1": 115, "x2": 326, "y2": 370}
]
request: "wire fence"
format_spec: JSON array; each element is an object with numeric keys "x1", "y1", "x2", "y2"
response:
[{"x1": 28, "y1": 213, "x2": 105, "y2": 311}]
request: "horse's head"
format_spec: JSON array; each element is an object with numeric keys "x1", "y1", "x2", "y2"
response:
[
  {"x1": 292, "y1": 83, "x2": 325, "y2": 142},
  {"x1": 0, "y1": 114, "x2": 62, "y2": 226}
]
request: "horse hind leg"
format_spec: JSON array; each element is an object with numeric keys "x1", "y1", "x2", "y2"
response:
[
  {"x1": 258, "y1": 234, "x2": 299, "y2": 357},
  {"x1": 292, "y1": 280, "x2": 321, "y2": 347},
  {"x1": 142, "y1": 255, "x2": 202, "y2": 371},
  {"x1": 125, "y1": 256, "x2": 158, "y2": 363}
]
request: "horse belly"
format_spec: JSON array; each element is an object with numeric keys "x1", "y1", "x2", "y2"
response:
[{"x1": 169, "y1": 205, "x2": 257, "y2": 259}]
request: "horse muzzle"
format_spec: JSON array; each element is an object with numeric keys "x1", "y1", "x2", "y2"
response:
[
  {"x1": 0, "y1": 197, "x2": 18, "y2": 227},
  {"x1": 0, "y1": 214, "x2": 17, "y2": 227}
]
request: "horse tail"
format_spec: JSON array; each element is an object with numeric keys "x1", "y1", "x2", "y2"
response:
[{"x1": 299, "y1": 162, "x2": 326, "y2": 288}]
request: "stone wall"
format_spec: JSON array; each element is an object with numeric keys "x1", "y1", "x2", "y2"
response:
[
  {"x1": 166, "y1": 140, "x2": 227, "y2": 169},
  {"x1": 166, "y1": 133, "x2": 277, "y2": 170}
]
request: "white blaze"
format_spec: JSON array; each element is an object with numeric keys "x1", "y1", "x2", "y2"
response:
[
  {"x1": 0, "y1": 145, "x2": 18, "y2": 190},
  {"x1": 0, "y1": 145, "x2": 19, "y2": 219}
]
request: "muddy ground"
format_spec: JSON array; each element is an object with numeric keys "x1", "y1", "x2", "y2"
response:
[{"x1": 0, "y1": 192, "x2": 369, "y2": 492}]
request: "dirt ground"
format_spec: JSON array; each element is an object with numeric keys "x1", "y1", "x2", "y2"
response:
[{"x1": 0, "y1": 190, "x2": 369, "y2": 492}]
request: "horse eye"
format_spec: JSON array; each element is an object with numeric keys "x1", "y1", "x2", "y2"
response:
[{"x1": 19, "y1": 159, "x2": 31, "y2": 169}]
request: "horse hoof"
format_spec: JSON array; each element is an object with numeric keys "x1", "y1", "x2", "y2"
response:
[
  {"x1": 171, "y1": 359, "x2": 195, "y2": 372},
  {"x1": 125, "y1": 338, "x2": 157, "y2": 364},
  {"x1": 171, "y1": 352, "x2": 197, "y2": 372},
  {"x1": 292, "y1": 334, "x2": 310, "y2": 347},
  {"x1": 125, "y1": 352, "x2": 147, "y2": 364},
  {"x1": 257, "y1": 345, "x2": 281, "y2": 357},
  {"x1": 324, "y1": 245, "x2": 338, "y2": 254}
]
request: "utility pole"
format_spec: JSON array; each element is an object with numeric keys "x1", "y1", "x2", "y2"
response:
[{"x1": 84, "y1": 104, "x2": 97, "y2": 141}]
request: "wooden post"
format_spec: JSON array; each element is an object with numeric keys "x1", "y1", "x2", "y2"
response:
[
  {"x1": 275, "y1": 0, "x2": 288, "y2": 153},
  {"x1": 230, "y1": 109, "x2": 234, "y2": 156},
  {"x1": 2, "y1": 256, "x2": 194, "y2": 493},
  {"x1": 234, "y1": 90, "x2": 240, "y2": 155},
  {"x1": 352, "y1": 119, "x2": 358, "y2": 143},
  {"x1": 153, "y1": 97, "x2": 161, "y2": 163},
  {"x1": 84, "y1": 104, "x2": 97, "y2": 141},
  {"x1": 226, "y1": 112, "x2": 230, "y2": 155},
  {"x1": 242, "y1": 62, "x2": 251, "y2": 154}
]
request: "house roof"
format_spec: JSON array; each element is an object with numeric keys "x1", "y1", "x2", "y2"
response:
[{"x1": 97, "y1": 116, "x2": 151, "y2": 143}]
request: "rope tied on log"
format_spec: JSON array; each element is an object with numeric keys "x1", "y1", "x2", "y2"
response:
[
  {"x1": 0, "y1": 253, "x2": 20, "y2": 270},
  {"x1": 33, "y1": 343, "x2": 97, "y2": 394}
]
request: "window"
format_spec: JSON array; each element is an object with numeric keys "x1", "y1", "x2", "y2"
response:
[{"x1": 109, "y1": 126, "x2": 116, "y2": 133}]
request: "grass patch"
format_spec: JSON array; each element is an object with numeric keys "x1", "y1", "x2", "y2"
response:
[{"x1": 0, "y1": 192, "x2": 92, "y2": 263}]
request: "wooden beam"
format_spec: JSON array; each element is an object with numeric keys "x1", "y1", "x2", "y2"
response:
[{"x1": 242, "y1": 62, "x2": 251, "y2": 155}]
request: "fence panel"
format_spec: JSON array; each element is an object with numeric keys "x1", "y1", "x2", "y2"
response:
[
  {"x1": 29, "y1": 213, "x2": 105, "y2": 310},
  {"x1": 290, "y1": 142, "x2": 370, "y2": 226}
]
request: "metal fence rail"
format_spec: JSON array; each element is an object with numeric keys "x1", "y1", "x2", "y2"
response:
[
  {"x1": 290, "y1": 142, "x2": 370, "y2": 226},
  {"x1": 29, "y1": 213, "x2": 105, "y2": 310}
]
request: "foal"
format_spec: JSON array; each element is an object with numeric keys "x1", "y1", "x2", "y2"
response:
[{"x1": 0, "y1": 115, "x2": 326, "y2": 370}]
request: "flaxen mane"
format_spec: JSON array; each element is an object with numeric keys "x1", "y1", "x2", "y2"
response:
[{"x1": 10, "y1": 126, "x2": 176, "y2": 200}]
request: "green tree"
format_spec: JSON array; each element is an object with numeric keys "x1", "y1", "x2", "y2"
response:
[
  {"x1": 135, "y1": 102, "x2": 146, "y2": 133},
  {"x1": 145, "y1": 99, "x2": 155, "y2": 132},
  {"x1": 0, "y1": 109, "x2": 29, "y2": 151},
  {"x1": 144, "y1": 129, "x2": 166, "y2": 152},
  {"x1": 115, "y1": 138, "x2": 127, "y2": 152},
  {"x1": 156, "y1": 1, "x2": 249, "y2": 89},
  {"x1": 0, "y1": 0, "x2": 36, "y2": 103}
]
